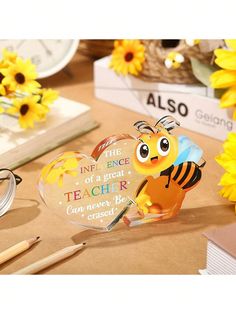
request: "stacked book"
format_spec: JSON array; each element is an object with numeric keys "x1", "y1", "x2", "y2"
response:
[
  {"x1": 0, "y1": 97, "x2": 97, "y2": 169},
  {"x1": 200, "y1": 223, "x2": 236, "y2": 275}
]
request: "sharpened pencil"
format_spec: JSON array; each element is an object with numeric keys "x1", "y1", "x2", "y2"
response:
[
  {"x1": 13, "y1": 242, "x2": 86, "y2": 275},
  {"x1": 0, "y1": 236, "x2": 40, "y2": 265}
]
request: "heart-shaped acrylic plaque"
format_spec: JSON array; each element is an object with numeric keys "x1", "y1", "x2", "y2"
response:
[
  {"x1": 38, "y1": 116, "x2": 205, "y2": 231},
  {"x1": 38, "y1": 134, "x2": 144, "y2": 231}
]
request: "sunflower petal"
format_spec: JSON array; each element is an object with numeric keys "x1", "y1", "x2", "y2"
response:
[
  {"x1": 46, "y1": 168, "x2": 63, "y2": 184},
  {"x1": 7, "y1": 106, "x2": 18, "y2": 114},
  {"x1": 234, "y1": 109, "x2": 236, "y2": 120},
  {"x1": 220, "y1": 86, "x2": 236, "y2": 108},
  {"x1": 214, "y1": 49, "x2": 236, "y2": 70},
  {"x1": 220, "y1": 185, "x2": 236, "y2": 201},
  {"x1": 210, "y1": 69, "x2": 236, "y2": 88},
  {"x1": 220, "y1": 172, "x2": 236, "y2": 186},
  {"x1": 63, "y1": 157, "x2": 78, "y2": 170},
  {"x1": 0, "y1": 85, "x2": 6, "y2": 95}
]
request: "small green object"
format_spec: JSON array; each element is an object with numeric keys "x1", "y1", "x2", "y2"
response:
[{"x1": 190, "y1": 57, "x2": 217, "y2": 87}]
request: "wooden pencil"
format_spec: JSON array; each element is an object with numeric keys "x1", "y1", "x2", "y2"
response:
[
  {"x1": 0, "y1": 236, "x2": 40, "y2": 265},
  {"x1": 13, "y1": 242, "x2": 86, "y2": 275}
]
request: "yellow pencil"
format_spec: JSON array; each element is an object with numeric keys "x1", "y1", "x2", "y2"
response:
[
  {"x1": 13, "y1": 242, "x2": 86, "y2": 275},
  {"x1": 0, "y1": 236, "x2": 40, "y2": 265}
]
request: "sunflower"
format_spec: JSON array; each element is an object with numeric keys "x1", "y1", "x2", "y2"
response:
[
  {"x1": 33, "y1": 88, "x2": 59, "y2": 120},
  {"x1": 7, "y1": 95, "x2": 46, "y2": 129},
  {"x1": 110, "y1": 40, "x2": 145, "y2": 76},
  {"x1": 210, "y1": 40, "x2": 236, "y2": 119},
  {"x1": 1, "y1": 58, "x2": 41, "y2": 93},
  {"x1": 215, "y1": 132, "x2": 236, "y2": 212},
  {"x1": 41, "y1": 152, "x2": 80, "y2": 187},
  {"x1": 38, "y1": 88, "x2": 59, "y2": 110},
  {"x1": 2, "y1": 48, "x2": 17, "y2": 65},
  {"x1": 0, "y1": 49, "x2": 17, "y2": 72}
]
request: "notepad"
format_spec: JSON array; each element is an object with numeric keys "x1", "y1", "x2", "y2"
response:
[{"x1": 0, "y1": 96, "x2": 98, "y2": 169}]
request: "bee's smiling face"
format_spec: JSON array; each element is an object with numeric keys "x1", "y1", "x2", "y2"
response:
[{"x1": 132, "y1": 129, "x2": 178, "y2": 175}]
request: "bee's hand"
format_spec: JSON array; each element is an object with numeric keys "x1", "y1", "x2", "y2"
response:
[{"x1": 135, "y1": 194, "x2": 152, "y2": 215}]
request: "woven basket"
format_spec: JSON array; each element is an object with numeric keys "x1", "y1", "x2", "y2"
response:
[
  {"x1": 78, "y1": 40, "x2": 114, "y2": 59},
  {"x1": 139, "y1": 40, "x2": 213, "y2": 84}
]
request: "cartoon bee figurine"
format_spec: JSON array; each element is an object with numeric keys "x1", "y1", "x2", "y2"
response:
[{"x1": 123, "y1": 115, "x2": 205, "y2": 226}]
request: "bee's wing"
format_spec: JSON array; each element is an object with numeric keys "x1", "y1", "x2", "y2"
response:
[{"x1": 173, "y1": 135, "x2": 203, "y2": 166}]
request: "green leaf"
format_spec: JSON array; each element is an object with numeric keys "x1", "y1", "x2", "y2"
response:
[{"x1": 190, "y1": 57, "x2": 217, "y2": 87}]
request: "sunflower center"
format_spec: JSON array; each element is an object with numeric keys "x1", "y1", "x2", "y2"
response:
[
  {"x1": 0, "y1": 73, "x2": 4, "y2": 83},
  {"x1": 20, "y1": 104, "x2": 29, "y2": 116},
  {"x1": 124, "y1": 52, "x2": 134, "y2": 62},
  {"x1": 15, "y1": 73, "x2": 25, "y2": 84}
]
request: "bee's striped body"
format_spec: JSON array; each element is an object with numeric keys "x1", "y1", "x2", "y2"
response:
[{"x1": 161, "y1": 160, "x2": 205, "y2": 191}]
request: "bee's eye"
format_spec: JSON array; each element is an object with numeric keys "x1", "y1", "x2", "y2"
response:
[
  {"x1": 136, "y1": 142, "x2": 150, "y2": 162},
  {"x1": 157, "y1": 137, "x2": 170, "y2": 156}
]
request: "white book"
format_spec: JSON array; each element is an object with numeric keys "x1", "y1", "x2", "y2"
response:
[
  {"x1": 200, "y1": 223, "x2": 236, "y2": 275},
  {"x1": 94, "y1": 56, "x2": 212, "y2": 96},
  {"x1": 94, "y1": 56, "x2": 236, "y2": 141},
  {"x1": 0, "y1": 97, "x2": 97, "y2": 169}
]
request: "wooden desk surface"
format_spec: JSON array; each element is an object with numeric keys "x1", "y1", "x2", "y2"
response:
[{"x1": 0, "y1": 54, "x2": 235, "y2": 274}]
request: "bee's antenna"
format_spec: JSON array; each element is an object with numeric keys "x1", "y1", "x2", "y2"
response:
[
  {"x1": 155, "y1": 115, "x2": 180, "y2": 132},
  {"x1": 134, "y1": 121, "x2": 156, "y2": 134}
]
